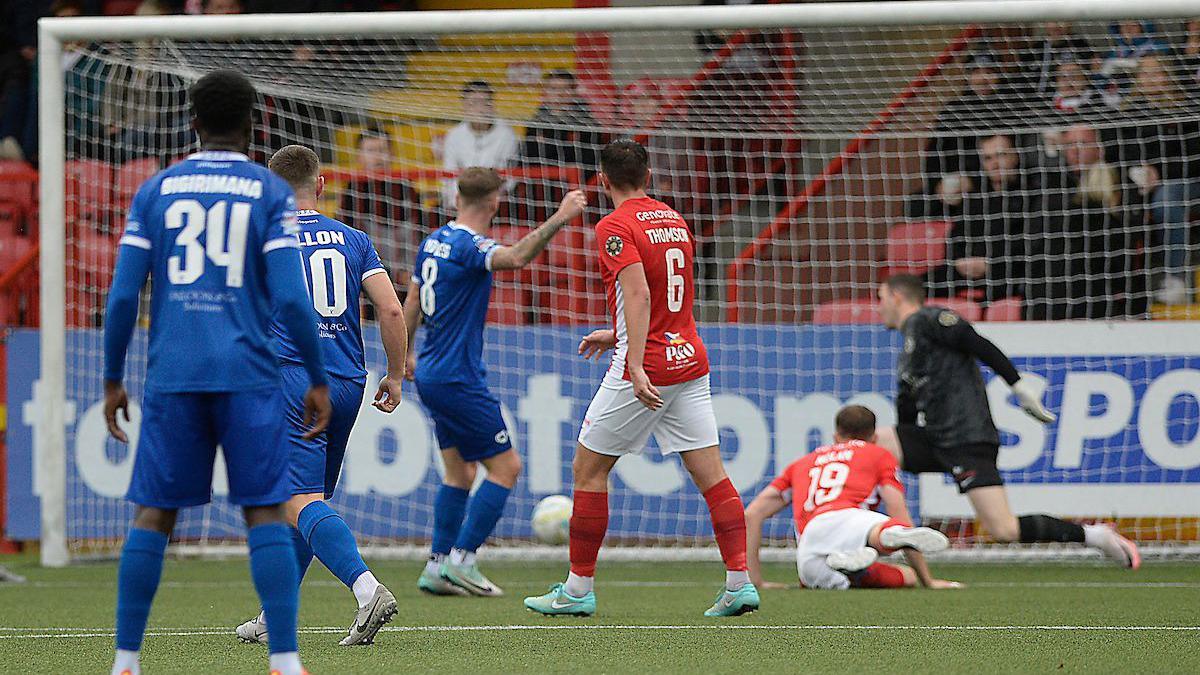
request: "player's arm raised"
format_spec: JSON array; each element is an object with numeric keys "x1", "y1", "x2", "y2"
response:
[
  {"x1": 744, "y1": 486, "x2": 789, "y2": 589},
  {"x1": 265, "y1": 246, "x2": 331, "y2": 439},
  {"x1": 363, "y1": 272, "x2": 407, "y2": 413},
  {"x1": 102, "y1": 234, "x2": 153, "y2": 443},
  {"x1": 401, "y1": 278, "x2": 422, "y2": 381},
  {"x1": 489, "y1": 189, "x2": 586, "y2": 270},
  {"x1": 618, "y1": 262, "x2": 664, "y2": 410},
  {"x1": 935, "y1": 312, "x2": 1054, "y2": 423}
]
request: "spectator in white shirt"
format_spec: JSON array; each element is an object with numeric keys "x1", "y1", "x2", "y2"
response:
[{"x1": 441, "y1": 80, "x2": 518, "y2": 211}]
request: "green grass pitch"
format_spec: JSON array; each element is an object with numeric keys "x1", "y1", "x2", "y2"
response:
[{"x1": 0, "y1": 553, "x2": 1197, "y2": 673}]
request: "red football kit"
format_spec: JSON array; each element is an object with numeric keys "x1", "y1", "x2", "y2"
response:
[
  {"x1": 770, "y1": 440, "x2": 904, "y2": 535},
  {"x1": 594, "y1": 196, "x2": 709, "y2": 386}
]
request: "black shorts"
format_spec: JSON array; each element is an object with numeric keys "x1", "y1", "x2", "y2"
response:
[{"x1": 896, "y1": 424, "x2": 1002, "y2": 494}]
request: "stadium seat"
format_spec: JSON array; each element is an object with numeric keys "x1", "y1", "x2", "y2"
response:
[
  {"x1": 541, "y1": 224, "x2": 606, "y2": 324},
  {"x1": 65, "y1": 228, "x2": 118, "y2": 329},
  {"x1": 0, "y1": 232, "x2": 34, "y2": 270},
  {"x1": 545, "y1": 224, "x2": 591, "y2": 279},
  {"x1": 0, "y1": 202, "x2": 21, "y2": 237},
  {"x1": 115, "y1": 158, "x2": 160, "y2": 210},
  {"x1": 811, "y1": 299, "x2": 880, "y2": 325},
  {"x1": 486, "y1": 224, "x2": 532, "y2": 325},
  {"x1": 66, "y1": 159, "x2": 115, "y2": 218},
  {"x1": 542, "y1": 276, "x2": 607, "y2": 325},
  {"x1": 984, "y1": 297, "x2": 1024, "y2": 322},
  {"x1": 0, "y1": 160, "x2": 36, "y2": 216},
  {"x1": 23, "y1": 203, "x2": 38, "y2": 238},
  {"x1": 488, "y1": 279, "x2": 532, "y2": 325},
  {"x1": 886, "y1": 220, "x2": 952, "y2": 276},
  {"x1": 0, "y1": 234, "x2": 35, "y2": 325},
  {"x1": 70, "y1": 227, "x2": 119, "y2": 290},
  {"x1": 928, "y1": 297, "x2": 983, "y2": 322},
  {"x1": 103, "y1": 0, "x2": 142, "y2": 15}
]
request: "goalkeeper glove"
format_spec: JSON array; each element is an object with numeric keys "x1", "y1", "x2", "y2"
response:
[{"x1": 1011, "y1": 376, "x2": 1055, "y2": 424}]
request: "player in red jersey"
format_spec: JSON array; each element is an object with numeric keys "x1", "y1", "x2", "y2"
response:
[
  {"x1": 746, "y1": 406, "x2": 961, "y2": 590},
  {"x1": 525, "y1": 139, "x2": 758, "y2": 618}
]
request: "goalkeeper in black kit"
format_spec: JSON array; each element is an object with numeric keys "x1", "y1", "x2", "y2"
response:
[{"x1": 874, "y1": 274, "x2": 1140, "y2": 568}]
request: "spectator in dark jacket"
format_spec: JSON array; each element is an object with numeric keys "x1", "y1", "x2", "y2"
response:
[
  {"x1": 908, "y1": 53, "x2": 1019, "y2": 221},
  {"x1": 1032, "y1": 22, "x2": 1097, "y2": 96},
  {"x1": 521, "y1": 70, "x2": 601, "y2": 176},
  {"x1": 930, "y1": 134, "x2": 1039, "y2": 303},
  {"x1": 0, "y1": 0, "x2": 56, "y2": 161},
  {"x1": 1027, "y1": 124, "x2": 1146, "y2": 319},
  {"x1": 1119, "y1": 54, "x2": 1200, "y2": 304},
  {"x1": 337, "y1": 126, "x2": 424, "y2": 282},
  {"x1": 1177, "y1": 18, "x2": 1200, "y2": 95}
]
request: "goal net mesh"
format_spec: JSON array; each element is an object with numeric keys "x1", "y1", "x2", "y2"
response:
[{"x1": 53, "y1": 13, "x2": 1200, "y2": 561}]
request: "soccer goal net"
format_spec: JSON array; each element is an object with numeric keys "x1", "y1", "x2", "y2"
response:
[{"x1": 24, "y1": 0, "x2": 1200, "y2": 565}]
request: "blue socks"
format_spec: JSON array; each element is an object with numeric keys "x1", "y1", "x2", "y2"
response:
[
  {"x1": 432, "y1": 485, "x2": 469, "y2": 556},
  {"x1": 248, "y1": 523, "x2": 300, "y2": 655},
  {"x1": 297, "y1": 501, "x2": 368, "y2": 589},
  {"x1": 290, "y1": 526, "x2": 314, "y2": 583},
  {"x1": 453, "y1": 480, "x2": 512, "y2": 553},
  {"x1": 115, "y1": 528, "x2": 169, "y2": 652}
]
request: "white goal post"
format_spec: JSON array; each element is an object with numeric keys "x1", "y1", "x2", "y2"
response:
[{"x1": 32, "y1": 0, "x2": 1200, "y2": 566}]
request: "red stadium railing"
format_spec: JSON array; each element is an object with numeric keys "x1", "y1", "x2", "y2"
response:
[{"x1": 723, "y1": 25, "x2": 981, "y2": 322}]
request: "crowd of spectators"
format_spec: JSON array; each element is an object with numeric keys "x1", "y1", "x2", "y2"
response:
[
  {"x1": 7, "y1": 6, "x2": 1200, "y2": 320},
  {"x1": 911, "y1": 21, "x2": 1200, "y2": 316}
]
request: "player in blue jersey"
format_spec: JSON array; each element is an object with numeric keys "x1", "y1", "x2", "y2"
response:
[
  {"x1": 234, "y1": 144, "x2": 409, "y2": 647},
  {"x1": 102, "y1": 70, "x2": 329, "y2": 675},
  {"x1": 405, "y1": 167, "x2": 585, "y2": 596}
]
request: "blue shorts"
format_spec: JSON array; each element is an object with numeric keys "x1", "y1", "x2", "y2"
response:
[
  {"x1": 281, "y1": 365, "x2": 365, "y2": 498},
  {"x1": 126, "y1": 386, "x2": 290, "y2": 509},
  {"x1": 415, "y1": 378, "x2": 512, "y2": 462}
]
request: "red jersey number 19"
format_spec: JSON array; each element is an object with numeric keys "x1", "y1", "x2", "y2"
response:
[
  {"x1": 665, "y1": 248, "x2": 685, "y2": 313},
  {"x1": 804, "y1": 462, "x2": 851, "y2": 512}
]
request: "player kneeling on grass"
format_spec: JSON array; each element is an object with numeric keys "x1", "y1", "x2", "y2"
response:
[
  {"x1": 746, "y1": 405, "x2": 960, "y2": 591},
  {"x1": 235, "y1": 144, "x2": 408, "y2": 647},
  {"x1": 524, "y1": 139, "x2": 758, "y2": 618},
  {"x1": 406, "y1": 168, "x2": 587, "y2": 597}
]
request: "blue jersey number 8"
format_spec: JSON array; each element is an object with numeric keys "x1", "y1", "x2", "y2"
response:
[{"x1": 420, "y1": 257, "x2": 438, "y2": 316}]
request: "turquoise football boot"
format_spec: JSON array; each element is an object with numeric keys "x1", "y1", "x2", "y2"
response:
[
  {"x1": 418, "y1": 566, "x2": 468, "y2": 596},
  {"x1": 523, "y1": 583, "x2": 596, "y2": 617},
  {"x1": 703, "y1": 583, "x2": 760, "y2": 617},
  {"x1": 440, "y1": 560, "x2": 504, "y2": 597}
]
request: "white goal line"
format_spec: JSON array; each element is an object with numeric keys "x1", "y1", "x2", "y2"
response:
[
  {"x1": 4, "y1": 579, "x2": 1199, "y2": 591},
  {"x1": 165, "y1": 543, "x2": 1200, "y2": 563},
  {"x1": 1, "y1": 624, "x2": 1198, "y2": 641}
]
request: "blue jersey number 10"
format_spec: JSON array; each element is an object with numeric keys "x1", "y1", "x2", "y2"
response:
[{"x1": 308, "y1": 249, "x2": 349, "y2": 318}]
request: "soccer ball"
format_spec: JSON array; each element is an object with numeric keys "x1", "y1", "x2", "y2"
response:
[{"x1": 531, "y1": 495, "x2": 573, "y2": 545}]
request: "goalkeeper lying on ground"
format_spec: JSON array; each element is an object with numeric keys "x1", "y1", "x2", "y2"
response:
[{"x1": 745, "y1": 405, "x2": 961, "y2": 590}]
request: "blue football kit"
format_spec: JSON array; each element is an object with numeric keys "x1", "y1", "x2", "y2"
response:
[
  {"x1": 103, "y1": 151, "x2": 326, "y2": 508},
  {"x1": 412, "y1": 221, "x2": 512, "y2": 461},
  {"x1": 272, "y1": 209, "x2": 387, "y2": 498}
]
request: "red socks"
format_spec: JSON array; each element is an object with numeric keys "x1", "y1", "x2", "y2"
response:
[
  {"x1": 570, "y1": 481, "x2": 746, "y2": 578},
  {"x1": 568, "y1": 490, "x2": 608, "y2": 577},
  {"x1": 875, "y1": 518, "x2": 910, "y2": 554},
  {"x1": 703, "y1": 478, "x2": 748, "y2": 572},
  {"x1": 857, "y1": 563, "x2": 907, "y2": 588}
]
